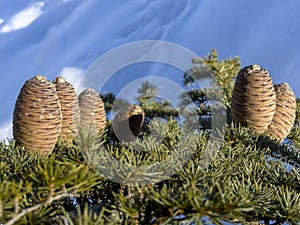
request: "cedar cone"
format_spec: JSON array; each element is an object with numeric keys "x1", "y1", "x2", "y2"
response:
[
  {"x1": 268, "y1": 83, "x2": 296, "y2": 142},
  {"x1": 78, "y1": 88, "x2": 106, "y2": 132},
  {"x1": 231, "y1": 64, "x2": 276, "y2": 134},
  {"x1": 13, "y1": 75, "x2": 62, "y2": 155},
  {"x1": 110, "y1": 104, "x2": 145, "y2": 142},
  {"x1": 53, "y1": 76, "x2": 80, "y2": 143}
]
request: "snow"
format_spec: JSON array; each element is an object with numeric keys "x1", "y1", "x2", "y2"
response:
[
  {"x1": 0, "y1": 121, "x2": 12, "y2": 142},
  {"x1": 58, "y1": 66, "x2": 84, "y2": 92},
  {"x1": 0, "y1": 0, "x2": 300, "y2": 139},
  {"x1": 0, "y1": 2, "x2": 44, "y2": 33}
]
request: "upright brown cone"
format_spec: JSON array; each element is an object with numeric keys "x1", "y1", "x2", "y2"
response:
[
  {"x1": 13, "y1": 75, "x2": 62, "y2": 155},
  {"x1": 231, "y1": 64, "x2": 276, "y2": 134},
  {"x1": 110, "y1": 104, "x2": 145, "y2": 142},
  {"x1": 268, "y1": 83, "x2": 296, "y2": 142},
  {"x1": 53, "y1": 77, "x2": 80, "y2": 143},
  {"x1": 78, "y1": 88, "x2": 106, "y2": 132}
]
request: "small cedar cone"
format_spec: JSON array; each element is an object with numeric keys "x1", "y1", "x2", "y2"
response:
[
  {"x1": 78, "y1": 88, "x2": 106, "y2": 132},
  {"x1": 13, "y1": 75, "x2": 62, "y2": 156},
  {"x1": 53, "y1": 76, "x2": 80, "y2": 143},
  {"x1": 231, "y1": 64, "x2": 276, "y2": 134},
  {"x1": 110, "y1": 104, "x2": 145, "y2": 142},
  {"x1": 268, "y1": 83, "x2": 296, "y2": 142}
]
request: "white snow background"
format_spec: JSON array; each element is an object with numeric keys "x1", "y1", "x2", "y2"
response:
[{"x1": 0, "y1": 0, "x2": 300, "y2": 140}]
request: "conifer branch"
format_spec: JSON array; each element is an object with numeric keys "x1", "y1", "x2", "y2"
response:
[{"x1": 4, "y1": 192, "x2": 79, "y2": 225}]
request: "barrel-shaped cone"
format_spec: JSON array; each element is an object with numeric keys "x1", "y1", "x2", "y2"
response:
[
  {"x1": 110, "y1": 104, "x2": 145, "y2": 142},
  {"x1": 231, "y1": 64, "x2": 276, "y2": 134},
  {"x1": 268, "y1": 83, "x2": 296, "y2": 142},
  {"x1": 78, "y1": 88, "x2": 106, "y2": 132},
  {"x1": 13, "y1": 75, "x2": 62, "y2": 155},
  {"x1": 53, "y1": 76, "x2": 80, "y2": 143}
]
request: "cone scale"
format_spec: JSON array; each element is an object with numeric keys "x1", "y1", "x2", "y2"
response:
[
  {"x1": 110, "y1": 104, "x2": 145, "y2": 142},
  {"x1": 53, "y1": 76, "x2": 80, "y2": 143},
  {"x1": 78, "y1": 88, "x2": 106, "y2": 132},
  {"x1": 268, "y1": 83, "x2": 296, "y2": 142},
  {"x1": 231, "y1": 64, "x2": 276, "y2": 134},
  {"x1": 13, "y1": 75, "x2": 62, "y2": 155}
]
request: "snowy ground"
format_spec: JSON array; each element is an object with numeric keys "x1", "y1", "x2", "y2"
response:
[{"x1": 1, "y1": 0, "x2": 300, "y2": 140}]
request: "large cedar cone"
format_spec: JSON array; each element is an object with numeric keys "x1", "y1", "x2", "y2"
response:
[
  {"x1": 231, "y1": 64, "x2": 276, "y2": 134},
  {"x1": 268, "y1": 83, "x2": 296, "y2": 142},
  {"x1": 110, "y1": 104, "x2": 145, "y2": 142},
  {"x1": 53, "y1": 76, "x2": 80, "y2": 143},
  {"x1": 78, "y1": 88, "x2": 106, "y2": 132},
  {"x1": 13, "y1": 75, "x2": 62, "y2": 155}
]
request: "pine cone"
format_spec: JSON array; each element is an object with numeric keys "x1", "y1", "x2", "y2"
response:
[
  {"x1": 268, "y1": 83, "x2": 296, "y2": 142},
  {"x1": 53, "y1": 76, "x2": 80, "y2": 143},
  {"x1": 78, "y1": 88, "x2": 106, "y2": 132},
  {"x1": 13, "y1": 75, "x2": 62, "y2": 155},
  {"x1": 231, "y1": 64, "x2": 276, "y2": 134},
  {"x1": 110, "y1": 104, "x2": 145, "y2": 142}
]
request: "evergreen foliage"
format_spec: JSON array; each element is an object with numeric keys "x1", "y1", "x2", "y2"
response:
[
  {"x1": 0, "y1": 49, "x2": 299, "y2": 224},
  {"x1": 183, "y1": 49, "x2": 240, "y2": 109},
  {"x1": 183, "y1": 49, "x2": 240, "y2": 129},
  {"x1": 136, "y1": 81, "x2": 178, "y2": 120}
]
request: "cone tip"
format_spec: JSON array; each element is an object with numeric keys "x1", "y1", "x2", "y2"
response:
[
  {"x1": 278, "y1": 82, "x2": 289, "y2": 86},
  {"x1": 53, "y1": 76, "x2": 67, "y2": 84},
  {"x1": 32, "y1": 75, "x2": 48, "y2": 82},
  {"x1": 130, "y1": 104, "x2": 144, "y2": 116}
]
